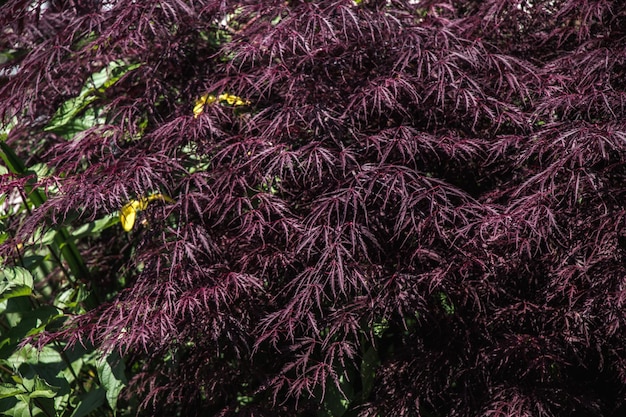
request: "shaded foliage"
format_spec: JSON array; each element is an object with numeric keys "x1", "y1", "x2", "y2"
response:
[{"x1": 3, "y1": 0, "x2": 626, "y2": 416}]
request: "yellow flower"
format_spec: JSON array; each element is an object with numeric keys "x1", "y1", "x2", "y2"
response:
[
  {"x1": 218, "y1": 93, "x2": 250, "y2": 106},
  {"x1": 193, "y1": 93, "x2": 250, "y2": 118},
  {"x1": 119, "y1": 193, "x2": 174, "y2": 232},
  {"x1": 193, "y1": 94, "x2": 216, "y2": 118}
]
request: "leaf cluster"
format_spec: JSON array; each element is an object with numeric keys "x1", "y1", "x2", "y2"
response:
[{"x1": 2, "y1": 0, "x2": 626, "y2": 416}]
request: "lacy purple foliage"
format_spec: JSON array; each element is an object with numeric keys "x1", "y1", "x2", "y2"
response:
[{"x1": 3, "y1": 0, "x2": 626, "y2": 415}]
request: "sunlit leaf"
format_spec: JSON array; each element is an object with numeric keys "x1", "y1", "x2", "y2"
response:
[{"x1": 96, "y1": 351, "x2": 127, "y2": 411}]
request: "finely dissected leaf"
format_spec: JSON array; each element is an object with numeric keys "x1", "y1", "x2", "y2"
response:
[{"x1": 3, "y1": 0, "x2": 626, "y2": 416}]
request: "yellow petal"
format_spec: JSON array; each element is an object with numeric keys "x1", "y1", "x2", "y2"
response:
[
  {"x1": 146, "y1": 193, "x2": 175, "y2": 204},
  {"x1": 120, "y1": 203, "x2": 137, "y2": 232},
  {"x1": 218, "y1": 93, "x2": 249, "y2": 107},
  {"x1": 120, "y1": 200, "x2": 146, "y2": 232},
  {"x1": 222, "y1": 94, "x2": 237, "y2": 105},
  {"x1": 193, "y1": 94, "x2": 217, "y2": 118},
  {"x1": 119, "y1": 194, "x2": 174, "y2": 231},
  {"x1": 193, "y1": 102, "x2": 204, "y2": 118}
]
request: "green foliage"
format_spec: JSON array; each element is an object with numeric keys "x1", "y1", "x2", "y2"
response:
[
  {"x1": 44, "y1": 61, "x2": 142, "y2": 139},
  {"x1": 0, "y1": 62, "x2": 137, "y2": 416},
  {"x1": 0, "y1": 140, "x2": 128, "y2": 416}
]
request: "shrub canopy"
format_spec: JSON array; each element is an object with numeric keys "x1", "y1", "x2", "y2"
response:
[{"x1": 2, "y1": 0, "x2": 626, "y2": 416}]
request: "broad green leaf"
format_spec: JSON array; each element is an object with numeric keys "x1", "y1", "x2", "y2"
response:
[
  {"x1": 9, "y1": 345, "x2": 63, "y2": 373},
  {"x1": 71, "y1": 214, "x2": 118, "y2": 240},
  {"x1": 13, "y1": 392, "x2": 56, "y2": 417},
  {"x1": 46, "y1": 109, "x2": 103, "y2": 139},
  {"x1": 0, "y1": 384, "x2": 26, "y2": 400},
  {"x1": 0, "y1": 397, "x2": 18, "y2": 415},
  {"x1": 0, "y1": 267, "x2": 33, "y2": 302},
  {"x1": 0, "y1": 377, "x2": 59, "y2": 417},
  {"x1": 318, "y1": 372, "x2": 354, "y2": 417},
  {"x1": 45, "y1": 60, "x2": 142, "y2": 136},
  {"x1": 31, "y1": 399, "x2": 57, "y2": 417},
  {"x1": 0, "y1": 267, "x2": 33, "y2": 288},
  {"x1": 69, "y1": 388, "x2": 105, "y2": 417},
  {"x1": 27, "y1": 227, "x2": 57, "y2": 246},
  {"x1": 0, "y1": 286, "x2": 31, "y2": 302},
  {"x1": 96, "y1": 352, "x2": 127, "y2": 411},
  {"x1": 1, "y1": 298, "x2": 32, "y2": 330},
  {"x1": 18, "y1": 255, "x2": 48, "y2": 282},
  {"x1": 60, "y1": 346, "x2": 93, "y2": 385},
  {"x1": 55, "y1": 285, "x2": 90, "y2": 310},
  {"x1": 29, "y1": 377, "x2": 59, "y2": 399},
  {"x1": 0, "y1": 306, "x2": 62, "y2": 358},
  {"x1": 1, "y1": 304, "x2": 59, "y2": 329},
  {"x1": 27, "y1": 163, "x2": 52, "y2": 180},
  {"x1": 360, "y1": 345, "x2": 379, "y2": 402},
  {"x1": 3, "y1": 397, "x2": 30, "y2": 417},
  {"x1": 0, "y1": 143, "x2": 28, "y2": 181}
]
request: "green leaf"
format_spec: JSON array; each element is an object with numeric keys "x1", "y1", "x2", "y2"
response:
[
  {"x1": 0, "y1": 267, "x2": 33, "y2": 288},
  {"x1": 14, "y1": 394, "x2": 56, "y2": 417},
  {"x1": 70, "y1": 388, "x2": 105, "y2": 417},
  {"x1": 0, "y1": 378, "x2": 58, "y2": 417},
  {"x1": 3, "y1": 397, "x2": 30, "y2": 417},
  {"x1": 318, "y1": 372, "x2": 353, "y2": 417},
  {"x1": 44, "y1": 60, "x2": 142, "y2": 137},
  {"x1": 19, "y1": 255, "x2": 47, "y2": 274},
  {"x1": 8, "y1": 345, "x2": 63, "y2": 373},
  {"x1": 31, "y1": 398, "x2": 57, "y2": 417},
  {"x1": 0, "y1": 142, "x2": 27, "y2": 175},
  {"x1": 372, "y1": 318, "x2": 388, "y2": 338},
  {"x1": 71, "y1": 214, "x2": 118, "y2": 240},
  {"x1": 29, "y1": 377, "x2": 59, "y2": 399},
  {"x1": 0, "y1": 141, "x2": 91, "y2": 282},
  {"x1": 0, "y1": 384, "x2": 26, "y2": 400},
  {"x1": 0, "y1": 397, "x2": 19, "y2": 415},
  {"x1": 0, "y1": 286, "x2": 31, "y2": 302},
  {"x1": 28, "y1": 227, "x2": 58, "y2": 247},
  {"x1": 96, "y1": 351, "x2": 127, "y2": 412},
  {"x1": 437, "y1": 292, "x2": 455, "y2": 315},
  {"x1": 55, "y1": 285, "x2": 92, "y2": 311},
  {"x1": 0, "y1": 267, "x2": 33, "y2": 302},
  {"x1": 69, "y1": 388, "x2": 105, "y2": 417},
  {"x1": 0, "y1": 306, "x2": 62, "y2": 358},
  {"x1": 360, "y1": 345, "x2": 379, "y2": 402}
]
